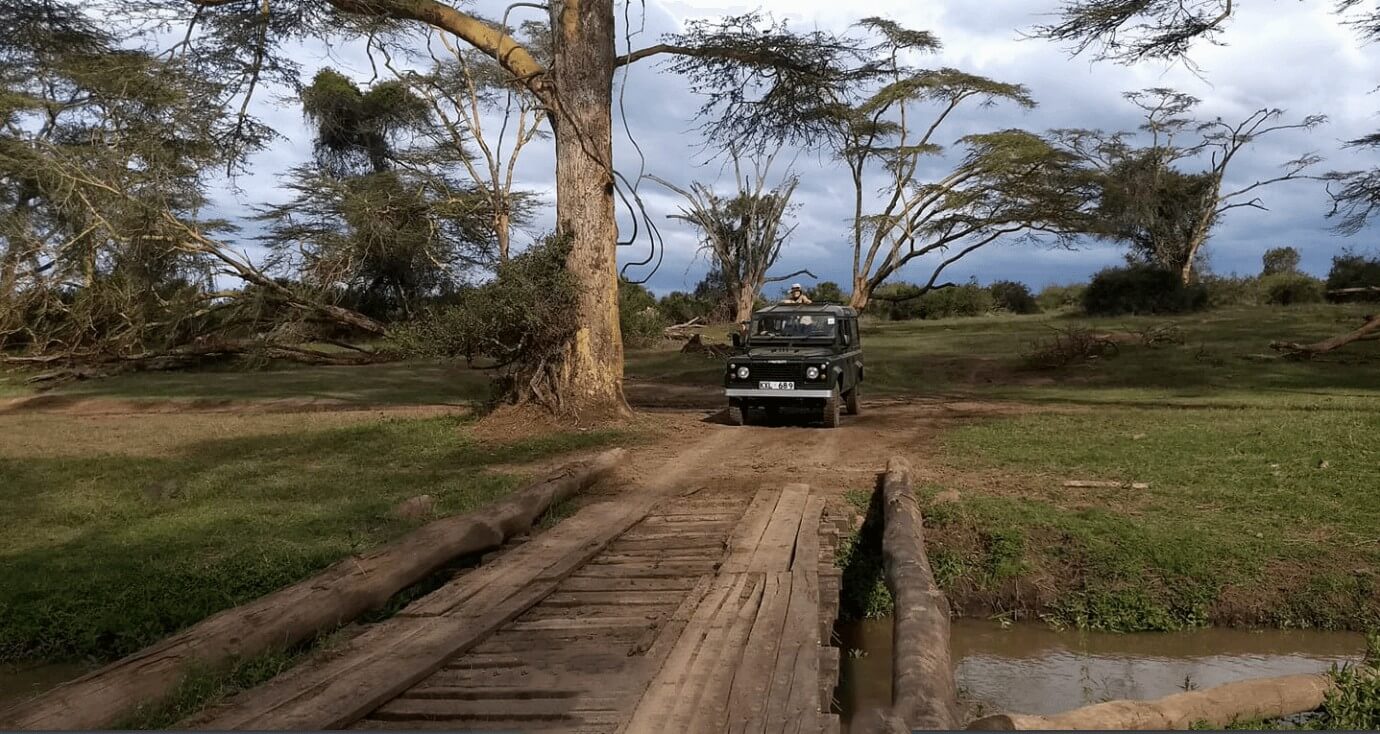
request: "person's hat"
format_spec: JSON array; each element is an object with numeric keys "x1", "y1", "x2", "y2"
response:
[{"x1": 790, "y1": 283, "x2": 802, "y2": 290}]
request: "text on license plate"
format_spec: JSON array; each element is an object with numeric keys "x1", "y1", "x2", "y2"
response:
[{"x1": 759, "y1": 381, "x2": 794, "y2": 390}]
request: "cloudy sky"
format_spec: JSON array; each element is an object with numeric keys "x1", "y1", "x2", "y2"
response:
[{"x1": 220, "y1": 0, "x2": 1380, "y2": 295}]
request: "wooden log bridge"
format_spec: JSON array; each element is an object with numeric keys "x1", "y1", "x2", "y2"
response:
[{"x1": 169, "y1": 480, "x2": 851, "y2": 733}]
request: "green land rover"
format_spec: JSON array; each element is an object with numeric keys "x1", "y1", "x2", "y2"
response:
[{"x1": 723, "y1": 304, "x2": 863, "y2": 428}]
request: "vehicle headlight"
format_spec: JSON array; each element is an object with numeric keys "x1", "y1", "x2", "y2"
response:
[
  {"x1": 736, "y1": 366, "x2": 750, "y2": 379},
  {"x1": 805, "y1": 366, "x2": 820, "y2": 380}
]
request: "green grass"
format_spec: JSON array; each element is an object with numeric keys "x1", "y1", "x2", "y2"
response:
[
  {"x1": 923, "y1": 402, "x2": 1380, "y2": 631},
  {"x1": 0, "y1": 415, "x2": 626, "y2": 664},
  {"x1": 44, "y1": 361, "x2": 490, "y2": 405},
  {"x1": 627, "y1": 305, "x2": 1380, "y2": 406}
]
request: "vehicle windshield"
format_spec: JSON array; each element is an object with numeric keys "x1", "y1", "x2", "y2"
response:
[{"x1": 750, "y1": 313, "x2": 837, "y2": 341}]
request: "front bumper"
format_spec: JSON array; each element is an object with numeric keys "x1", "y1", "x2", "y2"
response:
[{"x1": 725, "y1": 388, "x2": 833, "y2": 398}]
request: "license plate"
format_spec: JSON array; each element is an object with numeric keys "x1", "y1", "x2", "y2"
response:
[{"x1": 759, "y1": 381, "x2": 794, "y2": 390}]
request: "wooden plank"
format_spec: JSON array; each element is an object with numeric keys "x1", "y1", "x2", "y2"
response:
[
  {"x1": 620, "y1": 574, "x2": 749, "y2": 733},
  {"x1": 560, "y1": 576, "x2": 698, "y2": 592},
  {"x1": 718, "y1": 489, "x2": 780, "y2": 572},
  {"x1": 678, "y1": 574, "x2": 769, "y2": 733},
  {"x1": 749, "y1": 483, "x2": 810, "y2": 572},
  {"x1": 724, "y1": 572, "x2": 793, "y2": 734},
  {"x1": 735, "y1": 496, "x2": 823, "y2": 734},
  {"x1": 190, "y1": 491, "x2": 666, "y2": 730}
]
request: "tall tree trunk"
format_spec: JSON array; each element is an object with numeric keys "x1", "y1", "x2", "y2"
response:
[
  {"x1": 734, "y1": 282, "x2": 756, "y2": 324},
  {"x1": 849, "y1": 276, "x2": 871, "y2": 311},
  {"x1": 543, "y1": 0, "x2": 628, "y2": 419},
  {"x1": 1180, "y1": 182, "x2": 1222, "y2": 284},
  {"x1": 494, "y1": 210, "x2": 511, "y2": 262}
]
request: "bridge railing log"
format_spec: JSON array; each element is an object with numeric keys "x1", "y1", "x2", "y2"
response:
[
  {"x1": 858, "y1": 456, "x2": 962, "y2": 733},
  {"x1": 0, "y1": 448, "x2": 625, "y2": 731}
]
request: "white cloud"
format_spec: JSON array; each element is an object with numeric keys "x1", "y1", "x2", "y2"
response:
[{"x1": 212, "y1": 0, "x2": 1380, "y2": 295}]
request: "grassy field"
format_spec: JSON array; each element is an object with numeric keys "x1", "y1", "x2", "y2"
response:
[
  {"x1": 0, "y1": 412, "x2": 625, "y2": 664},
  {"x1": 761, "y1": 304, "x2": 1377, "y2": 631},
  {"x1": 3, "y1": 361, "x2": 490, "y2": 406}
]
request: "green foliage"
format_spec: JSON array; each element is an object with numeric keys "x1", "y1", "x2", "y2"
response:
[
  {"x1": 1326, "y1": 250, "x2": 1380, "y2": 301},
  {"x1": 868, "y1": 282, "x2": 995, "y2": 321},
  {"x1": 301, "y1": 68, "x2": 427, "y2": 174},
  {"x1": 1260, "y1": 273, "x2": 1325, "y2": 306},
  {"x1": 808, "y1": 281, "x2": 846, "y2": 304},
  {"x1": 657, "y1": 291, "x2": 710, "y2": 324},
  {"x1": 1262, "y1": 246, "x2": 1302, "y2": 276},
  {"x1": 1093, "y1": 151, "x2": 1218, "y2": 274},
  {"x1": 988, "y1": 280, "x2": 1041, "y2": 314},
  {"x1": 1200, "y1": 275, "x2": 1261, "y2": 308},
  {"x1": 1083, "y1": 264, "x2": 1208, "y2": 316},
  {"x1": 1036, "y1": 283, "x2": 1088, "y2": 312},
  {"x1": 1318, "y1": 635, "x2": 1380, "y2": 730},
  {"x1": 619, "y1": 279, "x2": 668, "y2": 348},
  {"x1": 389, "y1": 236, "x2": 576, "y2": 377}
]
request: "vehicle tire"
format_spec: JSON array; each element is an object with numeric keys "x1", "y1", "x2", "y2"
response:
[
  {"x1": 845, "y1": 387, "x2": 861, "y2": 415},
  {"x1": 726, "y1": 402, "x2": 744, "y2": 426},
  {"x1": 822, "y1": 389, "x2": 841, "y2": 428}
]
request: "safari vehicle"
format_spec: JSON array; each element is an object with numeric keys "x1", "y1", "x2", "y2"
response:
[{"x1": 723, "y1": 304, "x2": 863, "y2": 428}]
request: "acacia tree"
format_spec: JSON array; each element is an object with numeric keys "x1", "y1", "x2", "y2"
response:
[
  {"x1": 258, "y1": 69, "x2": 499, "y2": 320},
  {"x1": 1037, "y1": 0, "x2": 1380, "y2": 235},
  {"x1": 1038, "y1": 0, "x2": 1380, "y2": 354},
  {"x1": 1056, "y1": 88, "x2": 1325, "y2": 283},
  {"x1": 800, "y1": 19, "x2": 1093, "y2": 310},
  {"x1": 386, "y1": 25, "x2": 549, "y2": 262},
  {"x1": 121, "y1": 2, "x2": 863, "y2": 419},
  {"x1": 650, "y1": 149, "x2": 809, "y2": 323}
]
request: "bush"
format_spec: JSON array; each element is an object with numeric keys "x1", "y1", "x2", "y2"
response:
[
  {"x1": 866, "y1": 281, "x2": 994, "y2": 321},
  {"x1": 1326, "y1": 250, "x2": 1380, "y2": 301},
  {"x1": 1036, "y1": 283, "x2": 1087, "y2": 313},
  {"x1": 1261, "y1": 246, "x2": 1301, "y2": 276},
  {"x1": 988, "y1": 280, "x2": 1040, "y2": 314},
  {"x1": 807, "y1": 281, "x2": 846, "y2": 304},
  {"x1": 390, "y1": 236, "x2": 577, "y2": 368},
  {"x1": 1082, "y1": 264, "x2": 1208, "y2": 316},
  {"x1": 618, "y1": 279, "x2": 668, "y2": 348},
  {"x1": 1259, "y1": 272, "x2": 1325, "y2": 305},
  {"x1": 658, "y1": 291, "x2": 714, "y2": 325},
  {"x1": 1200, "y1": 275, "x2": 1259, "y2": 308}
]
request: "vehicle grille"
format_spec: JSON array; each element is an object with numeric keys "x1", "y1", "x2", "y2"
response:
[{"x1": 738, "y1": 363, "x2": 803, "y2": 382}]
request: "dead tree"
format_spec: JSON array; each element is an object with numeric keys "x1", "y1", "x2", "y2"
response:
[{"x1": 651, "y1": 148, "x2": 811, "y2": 323}]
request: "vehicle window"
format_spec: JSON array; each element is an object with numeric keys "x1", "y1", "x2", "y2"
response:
[{"x1": 752, "y1": 314, "x2": 837, "y2": 340}]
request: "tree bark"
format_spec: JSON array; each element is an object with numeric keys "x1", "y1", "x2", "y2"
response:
[
  {"x1": 735, "y1": 282, "x2": 757, "y2": 324},
  {"x1": 543, "y1": 0, "x2": 628, "y2": 420},
  {"x1": 1270, "y1": 313, "x2": 1380, "y2": 358},
  {"x1": 849, "y1": 276, "x2": 871, "y2": 311},
  {"x1": 0, "y1": 449, "x2": 625, "y2": 730},
  {"x1": 966, "y1": 673, "x2": 1335, "y2": 730}
]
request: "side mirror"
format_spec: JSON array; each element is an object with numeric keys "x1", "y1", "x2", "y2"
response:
[{"x1": 731, "y1": 332, "x2": 743, "y2": 349}]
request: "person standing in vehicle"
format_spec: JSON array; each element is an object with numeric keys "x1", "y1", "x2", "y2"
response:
[{"x1": 782, "y1": 283, "x2": 812, "y2": 304}]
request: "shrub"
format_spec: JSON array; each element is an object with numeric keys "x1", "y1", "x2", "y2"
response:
[
  {"x1": 1200, "y1": 275, "x2": 1259, "y2": 308},
  {"x1": 1022, "y1": 327, "x2": 1119, "y2": 369},
  {"x1": 618, "y1": 279, "x2": 668, "y2": 348},
  {"x1": 390, "y1": 235, "x2": 577, "y2": 368},
  {"x1": 1259, "y1": 272, "x2": 1325, "y2": 305},
  {"x1": 1326, "y1": 250, "x2": 1380, "y2": 302},
  {"x1": 1261, "y1": 246, "x2": 1301, "y2": 276},
  {"x1": 915, "y1": 282, "x2": 994, "y2": 319},
  {"x1": 1036, "y1": 283, "x2": 1087, "y2": 313},
  {"x1": 988, "y1": 280, "x2": 1040, "y2": 314},
  {"x1": 807, "y1": 281, "x2": 846, "y2": 304},
  {"x1": 1082, "y1": 264, "x2": 1208, "y2": 316},
  {"x1": 658, "y1": 291, "x2": 714, "y2": 325}
]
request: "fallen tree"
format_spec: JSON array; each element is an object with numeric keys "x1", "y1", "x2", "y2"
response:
[
  {"x1": 1271, "y1": 313, "x2": 1380, "y2": 359},
  {"x1": 858, "y1": 457, "x2": 961, "y2": 733},
  {"x1": 966, "y1": 672, "x2": 1335, "y2": 730},
  {"x1": 0, "y1": 448, "x2": 624, "y2": 730}
]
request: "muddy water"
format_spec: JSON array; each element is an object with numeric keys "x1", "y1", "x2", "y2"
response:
[
  {"x1": 836, "y1": 619, "x2": 1366, "y2": 727},
  {"x1": 0, "y1": 662, "x2": 91, "y2": 708}
]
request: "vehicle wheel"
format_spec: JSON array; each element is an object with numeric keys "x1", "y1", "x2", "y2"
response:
[
  {"x1": 822, "y1": 389, "x2": 841, "y2": 428},
  {"x1": 726, "y1": 402, "x2": 744, "y2": 426},
  {"x1": 845, "y1": 387, "x2": 861, "y2": 415}
]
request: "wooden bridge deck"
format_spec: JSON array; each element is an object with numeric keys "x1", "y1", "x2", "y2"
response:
[{"x1": 193, "y1": 481, "x2": 845, "y2": 733}]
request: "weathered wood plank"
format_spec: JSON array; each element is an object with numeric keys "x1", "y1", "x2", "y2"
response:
[{"x1": 188, "y1": 489, "x2": 664, "y2": 730}]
